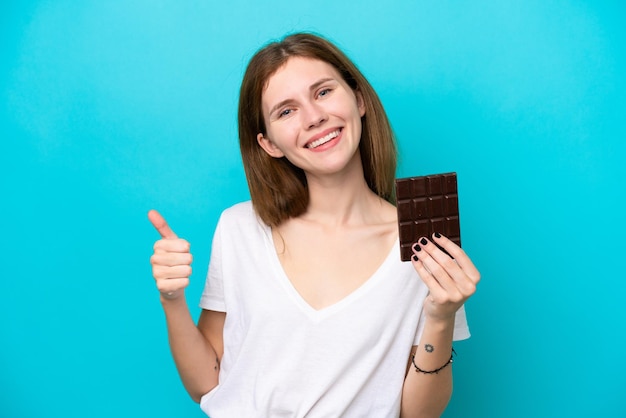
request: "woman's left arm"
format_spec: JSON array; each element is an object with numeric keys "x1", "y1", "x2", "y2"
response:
[{"x1": 400, "y1": 233, "x2": 480, "y2": 418}]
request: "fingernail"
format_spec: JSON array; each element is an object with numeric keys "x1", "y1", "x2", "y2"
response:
[
  {"x1": 434, "y1": 232, "x2": 441, "y2": 238},
  {"x1": 412, "y1": 254, "x2": 419, "y2": 262},
  {"x1": 420, "y1": 238, "x2": 428, "y2": 245},
  {"x1": 413, "y1": 243, "x2": 422, "y2": 252}
]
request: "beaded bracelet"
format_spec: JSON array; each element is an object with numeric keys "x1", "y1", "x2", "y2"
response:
[{"x1": 411, "y1": 348, "x2": 456, "y2": 374}]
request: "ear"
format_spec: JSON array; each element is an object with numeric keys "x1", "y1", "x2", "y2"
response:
[
  {"x1": 257, "y1": 133, "x2": 285, "y2": 158},
  {"x1": 356, "y1": 90, "x2": 366, "y2": 117}
]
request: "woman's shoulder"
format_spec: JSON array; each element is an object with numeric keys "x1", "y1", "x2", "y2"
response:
[
  {"x1": 222, "y1": 200, "x2": 254, "y2": 216},
  {"x1": 219, "y1": 200, "x2": 266, "y2": 228}
]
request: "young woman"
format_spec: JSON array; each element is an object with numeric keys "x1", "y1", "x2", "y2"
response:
[{"x1": 149, "y1": 32, "x2": 480, "y2": 417}]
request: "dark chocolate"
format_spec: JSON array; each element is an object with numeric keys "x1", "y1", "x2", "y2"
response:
[{"x1": 395, "y1": 172, "x2": 461, "y2": 261}]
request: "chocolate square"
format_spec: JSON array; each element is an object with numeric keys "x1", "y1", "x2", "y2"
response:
[{"x1": 395, "y1": 172, "x2": 461, "y2": 261}]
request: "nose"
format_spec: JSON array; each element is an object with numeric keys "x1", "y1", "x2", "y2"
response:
[{"x1": 303, "y1": 102, "x2": 327, "y2": 130}]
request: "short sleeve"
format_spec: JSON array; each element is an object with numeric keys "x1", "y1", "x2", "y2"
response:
[
  {"x1": 413, "y1": 305, "x2": 471, "y2": 346},
  {"x1": 199, "y1": 219, "x2": 226, "y2": 312}
]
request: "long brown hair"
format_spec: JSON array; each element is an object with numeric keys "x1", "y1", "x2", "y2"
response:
[{"x1": 238, "y1": 32, "x2": 397, "y2": 226}]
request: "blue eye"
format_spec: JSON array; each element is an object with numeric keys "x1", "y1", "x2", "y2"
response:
[
  {"x1": 279, "y1": 109, "x2": 292, "y2": 118},
  {"x1": 318, "y1": 88, "x2": 331, "y2": 97}
]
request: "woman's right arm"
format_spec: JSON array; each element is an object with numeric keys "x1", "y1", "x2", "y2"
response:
[{"x1": 149, "y1": 210, "x2": 223, "y2": 403}]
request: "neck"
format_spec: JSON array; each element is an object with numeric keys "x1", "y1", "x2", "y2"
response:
[{"x1": 303, "y1": 152, "x2": 384, "y2": 227}]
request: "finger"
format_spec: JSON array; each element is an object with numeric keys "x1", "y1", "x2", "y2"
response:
[
  {"x1": 410, "y1": 254, "x2": 460, "y2": 305},
  {"x1": 418, "y1": 237, "x2": 478, "y2": 297},
  {"x1": 431, "y1": 233, "x2": 481, "y2": 284},
  {"x1": 152, "y1": 264, "x2": 192, "y2": 280},
  {"x1": 411, "y1": 254, "x2": 444, "y2": 294},
  {"x1": 150, "y1": 251, "x2": 193, "y2": 267},
  {"x1": 412, "y1": 242, "x2": 463, "y2": 298},
  {"x1": 153, "y1": 238, "x2": 191, "y2": 253},
  {"x1": 148, "y1": 209, "x2": 178, "y2": 239}
]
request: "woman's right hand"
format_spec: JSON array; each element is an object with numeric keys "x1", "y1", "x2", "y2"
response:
[{"x1": 148, "y1": 210, "x2": 192, "y2": 300}]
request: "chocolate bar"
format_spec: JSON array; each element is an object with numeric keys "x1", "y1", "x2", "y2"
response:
[{"x1": 395, "y1": 172, "x2": 461, "y2": 261}]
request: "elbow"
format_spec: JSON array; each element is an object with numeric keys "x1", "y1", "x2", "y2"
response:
[
  {"x1": 189, "y1": 384, "x2": 214, "y2": 404},
  {"x1": 188, "y1": 379, "x2": 219, "y2": 404},
  {"x1": 400, "y1": 387, "x2": 452, "y2": 418},
  {"x1": 401, "y1": 404, "x2": 449, "y2": 418}
]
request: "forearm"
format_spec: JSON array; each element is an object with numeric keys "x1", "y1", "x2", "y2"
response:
[
  {"x1": 161, "y1": 293, "x2": 219, "y2": 403},
  {"x1": 401, "y1": 317, "x2": 455, "y2": 418}
]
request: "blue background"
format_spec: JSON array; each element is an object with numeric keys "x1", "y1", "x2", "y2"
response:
[{"x1": 2, "y1": 1, "x2": 624, "y2": 417}]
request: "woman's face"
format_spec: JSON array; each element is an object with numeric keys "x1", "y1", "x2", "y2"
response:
[{"x1": 257, "y1": 56, "x2": 366, "y2": 178}]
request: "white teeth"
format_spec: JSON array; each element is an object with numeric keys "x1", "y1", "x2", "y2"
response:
[{"x1": 307, "y1": 130, "x2": 340, "y2": 149}]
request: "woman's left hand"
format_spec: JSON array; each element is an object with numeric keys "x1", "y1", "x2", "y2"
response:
[{"x1": 411, "y1": 233, "x2": 480, "y2": 322}]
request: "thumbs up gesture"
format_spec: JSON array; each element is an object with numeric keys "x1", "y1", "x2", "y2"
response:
[{"x1": 148, "y1": 210, "x2": 192, "y2": 299}]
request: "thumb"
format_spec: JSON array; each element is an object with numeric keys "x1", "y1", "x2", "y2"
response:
[{"x1": 147, "y1": 209, "x2": 178, "y2": 239}]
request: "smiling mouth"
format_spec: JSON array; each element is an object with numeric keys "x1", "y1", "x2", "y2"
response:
[{"x1": 306, "y1": 129, "x2": 341, "y2": 149}]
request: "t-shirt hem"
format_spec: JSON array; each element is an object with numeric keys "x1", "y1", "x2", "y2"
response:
[
  {"x1": 453, "y1": 328, "x2": 471, "y2": 341},
  {"x1": 199, "y1": 296, "x2": 226, "y2": 312}
]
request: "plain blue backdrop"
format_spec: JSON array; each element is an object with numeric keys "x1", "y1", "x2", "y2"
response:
[{"x1": 2, "y1": 1, "x2": 624, "y2": 417}]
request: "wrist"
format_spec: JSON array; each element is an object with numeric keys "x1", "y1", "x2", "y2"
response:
[
  {"x1": 159, "y1": 289, "x2": 186, "y2": 304},
  {"x1": 411, "y1": 347, "x2": 456, "y2": 375}
]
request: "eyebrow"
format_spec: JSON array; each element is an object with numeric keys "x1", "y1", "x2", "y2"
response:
[{"x1": 268, "y1": 77, "x2": 336, "y2": 116}]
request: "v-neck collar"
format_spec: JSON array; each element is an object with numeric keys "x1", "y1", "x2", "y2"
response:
[{"x1": 261, "y1": 222, "x2": 399, "y2": 322}]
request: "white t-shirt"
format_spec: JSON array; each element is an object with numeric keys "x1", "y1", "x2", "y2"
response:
[{"x1": 199, "y1": 201, "x2": 469, "y2": 417}]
